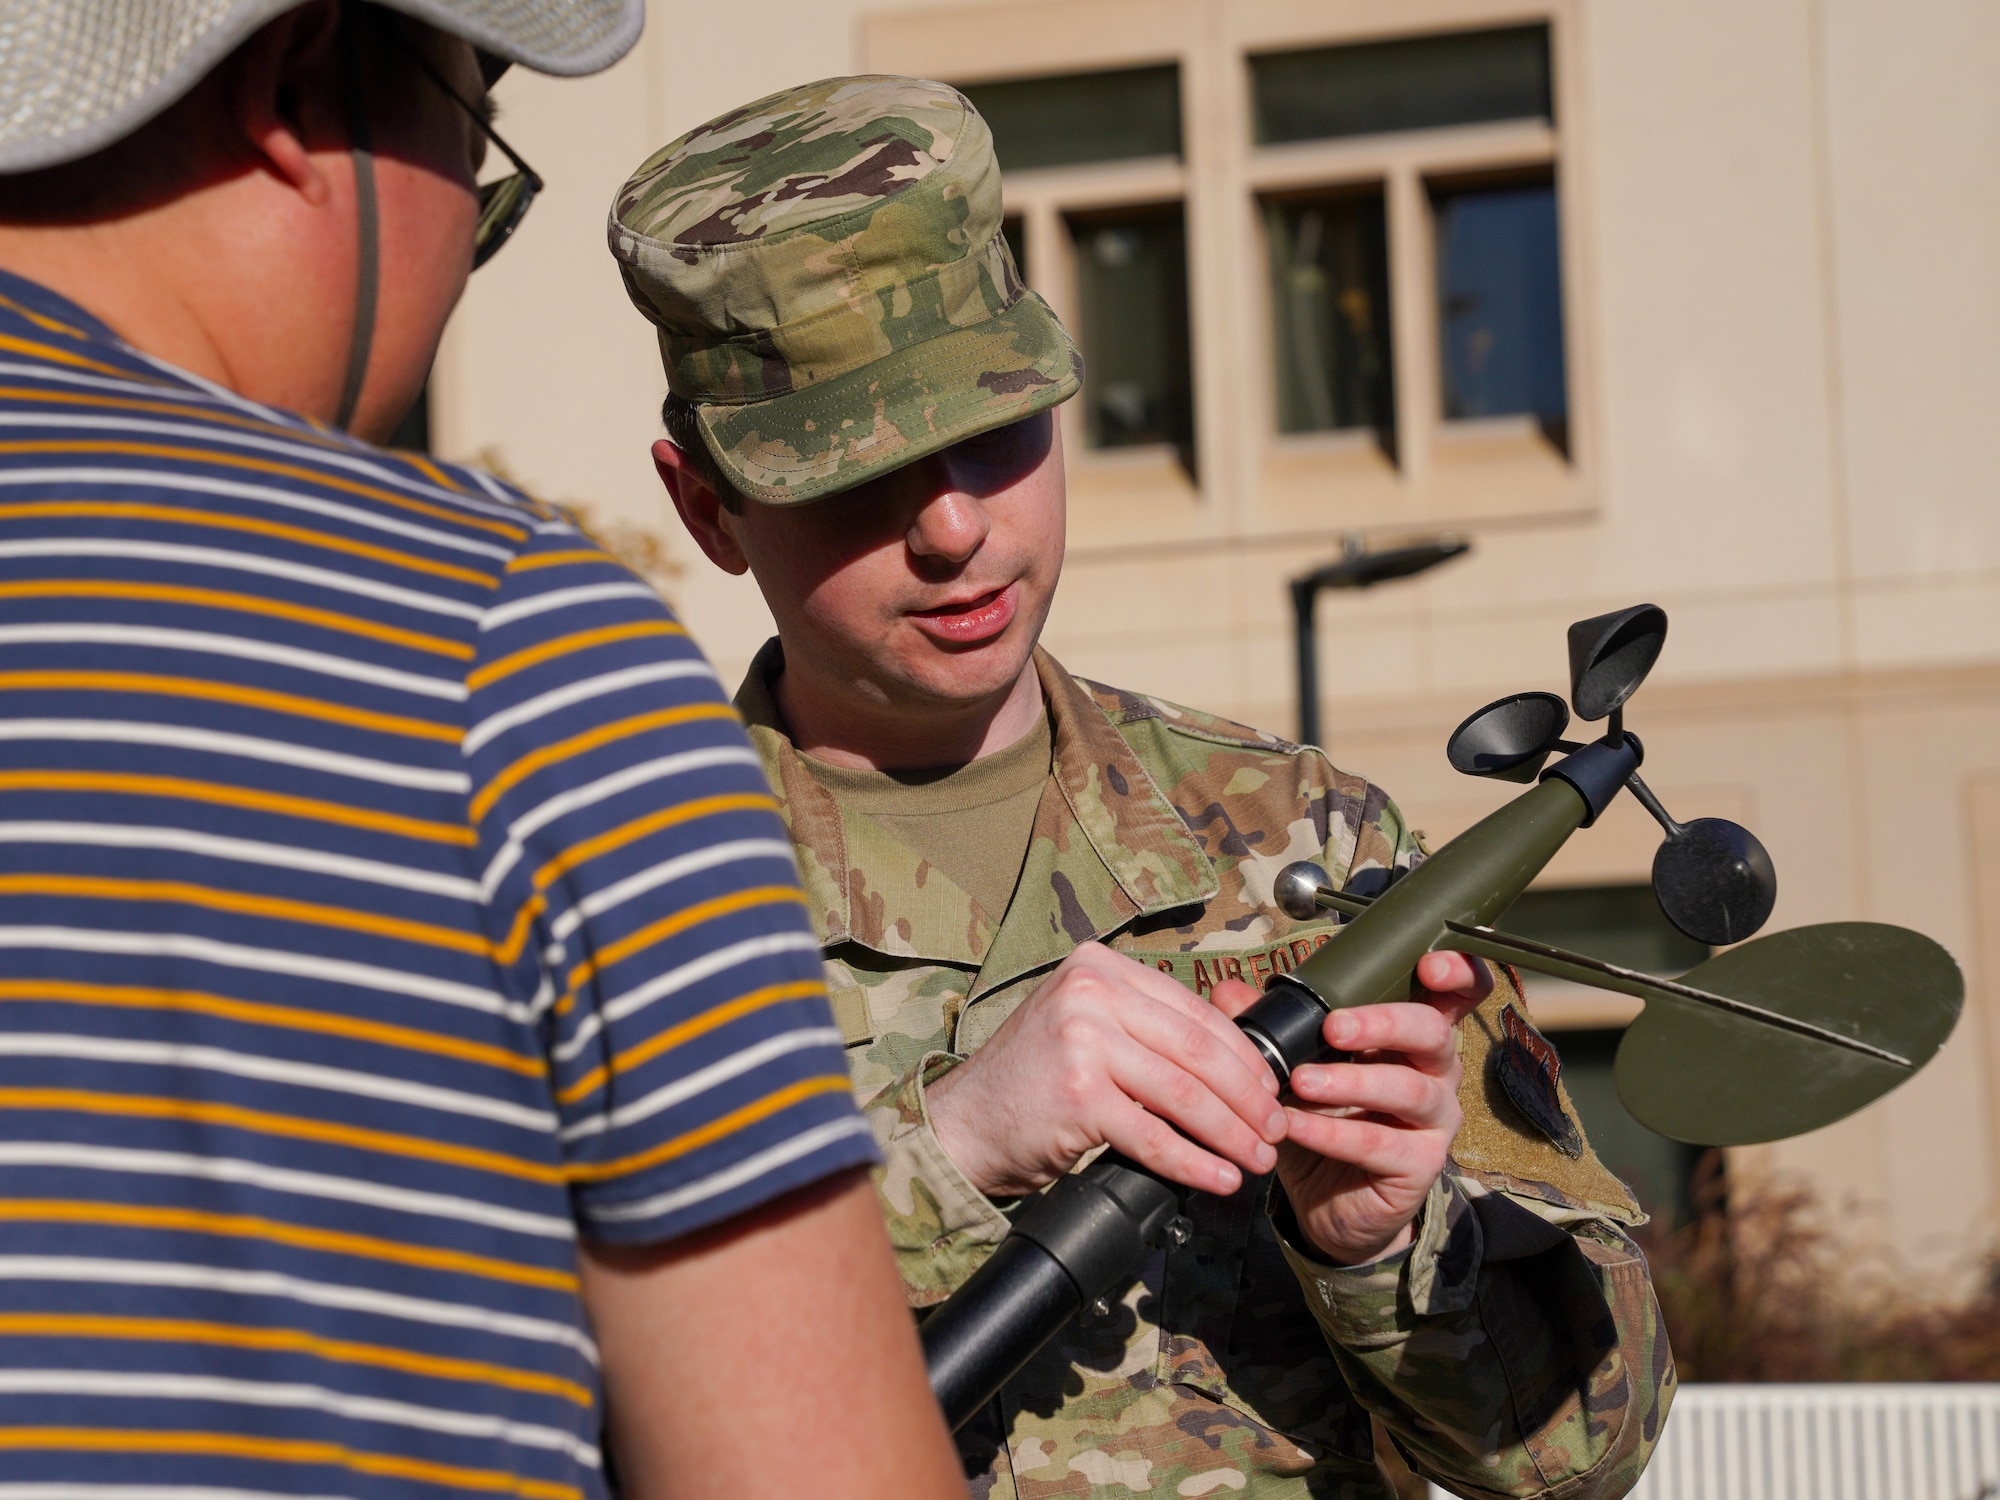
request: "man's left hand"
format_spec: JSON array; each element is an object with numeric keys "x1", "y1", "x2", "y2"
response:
[{"x1": 1213, "y1": 951, "x2": 1491, "y2": 1266}]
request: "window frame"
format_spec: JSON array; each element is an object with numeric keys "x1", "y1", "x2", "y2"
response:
[
  {"x1": 861, "y1": 0, "x2": 1598, "y2": 554},
  {"x1": 1245, "y1": 115, "x2": 1563, "y2": 464},
  {"x1": 997, "y1": 152, "x2": 1202, "y2": 512}
]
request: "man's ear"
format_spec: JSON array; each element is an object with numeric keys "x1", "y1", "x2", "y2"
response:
[
  {"x1": 654, "y1": 439, "x2": 751, "y2": 576},
  {"x1": 229, "y1": 0, "x2": 343, "y2": 204}
]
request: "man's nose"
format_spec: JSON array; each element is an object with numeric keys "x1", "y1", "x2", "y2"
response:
[{"x1": 905, "y1": 483, "x2": 990, "y2": 566}]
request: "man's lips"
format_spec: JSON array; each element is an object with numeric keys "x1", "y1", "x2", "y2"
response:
[{"x1": 907, "y1": 582, "x2": 1018, "y2": 644}]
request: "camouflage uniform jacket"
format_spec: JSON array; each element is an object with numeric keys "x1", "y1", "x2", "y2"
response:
[{"x1": 736, "y1": 642, "x2": 1674, "y2": 1500}]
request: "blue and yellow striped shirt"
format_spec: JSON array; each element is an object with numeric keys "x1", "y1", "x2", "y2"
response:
[{"x1": 0, "y1": 270, "x2": 876, "y2": 1500}]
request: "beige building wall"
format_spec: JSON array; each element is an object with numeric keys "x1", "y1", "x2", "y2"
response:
[{"x1": 433, "y1": 0, "x2": 2000, "y2": 1274}]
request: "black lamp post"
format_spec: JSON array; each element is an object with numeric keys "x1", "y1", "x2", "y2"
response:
[{"x1": 1292, "y1": 535, "x2": 1471, "y2": 746}]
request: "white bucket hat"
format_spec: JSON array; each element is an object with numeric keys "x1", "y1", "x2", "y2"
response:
[{"x1": 0, "y1": 0, "x2": 644, "y2": 174}]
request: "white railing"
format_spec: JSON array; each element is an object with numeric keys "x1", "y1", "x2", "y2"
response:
[{"x1": 1429, "y1": 1384, "x2": 2000, "y2": 1500}]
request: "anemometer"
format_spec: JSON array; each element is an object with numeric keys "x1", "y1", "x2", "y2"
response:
[{"x1": 921, "y1": 604, "x2": 1962, "y2": 1431}]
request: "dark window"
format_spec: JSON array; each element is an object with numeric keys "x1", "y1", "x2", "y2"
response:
[
  {"x1": 1433, "y1": 171, "x2": 1566, "y2": 436},
  {"x1": 386, "y1": 381, "x2": 431, "y2": 452},
  {"x1": 1250, "y1": 25, "x2": 1552, "y2": 145},
  {"x1": 1497, "y1": 886, "x2": 1708, "y2": 976},
  {"x1": 1498, "y1": 886, "x2": 1709, "y2": 1225},
  {"x1": 1264, "y1": 188, "x2": 1394, "y2": 441},
  {"x1": 957, "y1": 65, "x2": 1182, "y2": 171},
  {"x1": 1001, "y1": 214, "x2": 1028, "y2": 283},
  {"x1": 1066, "y1": 205, "x2": 1194, "y2": 461}
]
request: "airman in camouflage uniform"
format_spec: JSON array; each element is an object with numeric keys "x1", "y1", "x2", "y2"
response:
[{"x1": 611, "y1": 76, "x2": 1673, "y2": 1499}]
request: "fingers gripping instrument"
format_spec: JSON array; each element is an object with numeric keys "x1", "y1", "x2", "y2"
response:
[
  {"x1": 920, "y1": 736, "x2": 1634, "y2": 1429},
  {"x1": 920, "y1": 604, "x2": 1962, "y2": 1431}
]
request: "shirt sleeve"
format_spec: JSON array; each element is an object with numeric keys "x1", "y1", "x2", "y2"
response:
[
  {"x1": 863, "y1": 1051, "x2": 1013, "y2": 1306},
  {"x1": 462, "y1": 509, "x2": 877, "y2": 1244},
  {"x1": 1270, "y1": 1172, "x2": 1671, "y2": 1499},
  {"x1": 1287, "y1": 776, "x2": 1673, "y2": 1497}
]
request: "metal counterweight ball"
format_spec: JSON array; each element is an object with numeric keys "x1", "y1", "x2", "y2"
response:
[{"x1": 1274, "y1": 861, "x2": 1331, "y2": 922}]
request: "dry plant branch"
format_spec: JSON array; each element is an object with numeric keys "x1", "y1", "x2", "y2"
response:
[{"x1": 1642, "y1": 1154, "x2": 2000, "y2": 1383}]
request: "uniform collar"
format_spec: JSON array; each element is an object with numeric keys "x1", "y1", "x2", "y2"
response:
[{"x1": 735, "y1": 639, "x2": 1215, "y2": 990}]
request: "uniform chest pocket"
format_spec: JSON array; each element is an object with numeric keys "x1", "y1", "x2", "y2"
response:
[
  {"x1": 1156, "y1": 1180, "x2": 1367, "y2": 1457},
  {"x1": 1155, "y1": 1175, "x2": 1261, "y2": 1393},
  {"x1": 827, "y1": 985, "x2": 875, "y2": 1046}
]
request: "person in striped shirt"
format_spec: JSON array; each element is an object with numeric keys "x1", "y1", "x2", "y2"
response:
[{"x1": 0, "y1": 3, "x2": 966, "y2": 1498}]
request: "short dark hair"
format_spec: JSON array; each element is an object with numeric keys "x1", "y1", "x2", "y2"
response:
[{"x1": 660, "y1": 392, "x2": 744, "y2": 513}]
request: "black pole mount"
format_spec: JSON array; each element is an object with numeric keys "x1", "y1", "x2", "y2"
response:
[{"x1": 920, "y1": 1152, "x2": 1189, "y2": 1431}]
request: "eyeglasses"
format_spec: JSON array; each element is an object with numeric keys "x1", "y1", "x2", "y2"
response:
[{"x1": 384, "y1": 27, "x2": 545, "y2": 270}]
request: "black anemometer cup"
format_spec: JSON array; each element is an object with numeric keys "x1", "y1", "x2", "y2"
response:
[
  {"x1": 1445, "y1": 602, "x2": 1776, "y2": 942},
  {"x1": 1446, "y1": 692, "x2": 1571, "y2": 783},
  {"x1": 1567, "y1": 604, "x2": 1668, "y2": 722},
  {"x1": 1653, "y1": 817, "x2": 1778, "y2": 947}
]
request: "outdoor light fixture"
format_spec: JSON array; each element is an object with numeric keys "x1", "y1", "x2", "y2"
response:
[{"x1": 1292, "y1": 534, "x2": 1471, "y2": 745}]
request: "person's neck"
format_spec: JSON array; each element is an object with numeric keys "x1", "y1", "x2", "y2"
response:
[
  {"x1": 0, "y1": 151, "x2": 361, "y2": 426},
  {"x1": 774, "y1": 654, "x2": 1045, "y2": 772},
  {"x1": 0, "y1": 215, "x2": 239, "y2": 388}
]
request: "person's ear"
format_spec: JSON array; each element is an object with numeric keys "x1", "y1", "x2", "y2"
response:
[
  {"x1": 654, "y1": 439, "x2": 751, "y2": 576},
  {"x1": 229, "y1": 0, "x2": 343, "y2": 205}
]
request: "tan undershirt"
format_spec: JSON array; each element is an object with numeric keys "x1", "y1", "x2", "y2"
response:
[{"x1": 799, "y1": 711, "x2": 1054, "y2": 919}]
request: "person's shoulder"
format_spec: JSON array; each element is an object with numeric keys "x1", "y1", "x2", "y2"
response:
[
  {"x1": 394, "y1": 452, "x2": 542, "y2": 509},
  {"x1": 1075, "y1": 673, "x2": 1390, "y2": 814},
  {"x1": 0, "y1": 315, "x2": 554, "y2": 537},
  {"x1": 358, "y1": 448, "x2": 663, "y2": 585},
  {"x1": 367, "y1": 448, "x2": 559, "y2": 534},
  {"x1": 1071, "y1": 671, "x2": 1413, "y2": 876},
  {"x1": 1075, "y1": 674, "x2": 1357, "y2": 784},
  {"x1": 1077, "y1": 676, "x2": 1305, "y2": 754}
]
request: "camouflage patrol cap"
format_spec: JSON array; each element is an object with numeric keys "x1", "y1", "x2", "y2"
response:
[{"x1": 608, "y1": 75, "x2": 1082, "y2": 505}]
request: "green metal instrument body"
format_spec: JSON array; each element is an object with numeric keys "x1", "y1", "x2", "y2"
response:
[
  {"x1": 1275, "y1": 765, "x2": 1961, "y2": 1147},
  {"x1": 1285, "y1": 776, "x2": 1589, "y2": 1012}
]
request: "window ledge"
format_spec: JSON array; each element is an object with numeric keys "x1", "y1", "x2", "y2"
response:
[
  {"x1": 1433, "y1": 413, "x2": 1565, "y2": 461},
  {"x1": 1248, "y1": 421, "x2": 1587, "y2": 535},
  {"x1": 1072, "y1": 441, "x2": 1189, "y2": 475},
  {"x1": 1064, "y1": 442, "x2": 1206, "y2": 548}
]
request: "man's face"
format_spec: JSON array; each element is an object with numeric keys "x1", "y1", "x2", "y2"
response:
[{"x1": 724, "y1": 412, "x2": 1066, "y2": 716}]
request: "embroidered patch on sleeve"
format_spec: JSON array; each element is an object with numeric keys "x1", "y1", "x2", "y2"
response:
[{"x1": 1494, "y1": 1001, "x2": 1585, "y2": 1158}]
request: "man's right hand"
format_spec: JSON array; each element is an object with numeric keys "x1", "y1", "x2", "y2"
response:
[{"x1": 924, "y1": 941, "x2": 1286, "y2": 1199}]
